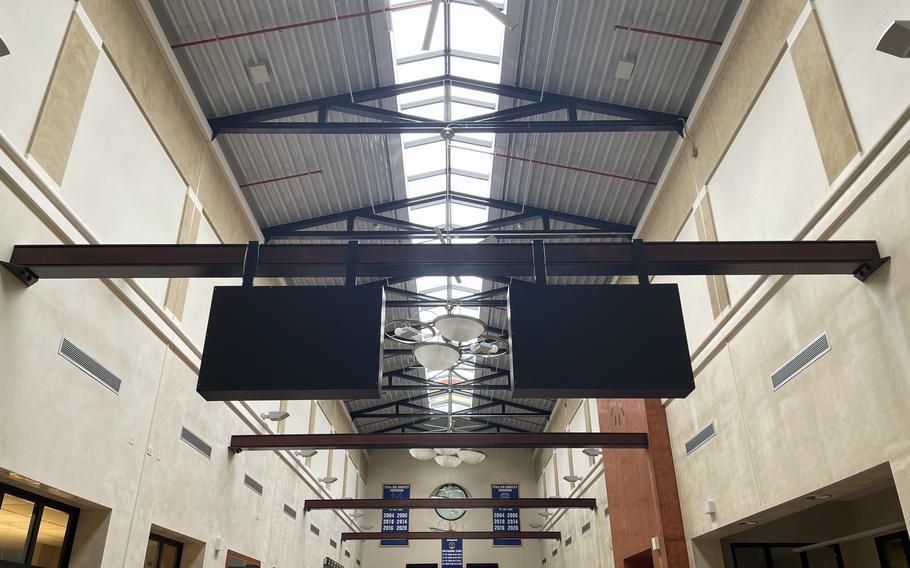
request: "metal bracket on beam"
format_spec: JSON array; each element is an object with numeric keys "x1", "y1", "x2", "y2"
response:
[
  {"x1": 345, "y1": 240, "x2": 359, "y2": 287},
  {"x1": 632, "y1": 238, "x2": 649, "y2": 285},
  {"x1": 241, "y1": 241, "x2": 260, "y2": 287},
  {"x1": 533, "y1": 240, "x2": 547, "y2": 285},
  {"x1": 0, "y1": 260, "x2": 39, "y2": 287},
  {"x1": 853, "y1": 256, "x2": 891, "y2": 282}
]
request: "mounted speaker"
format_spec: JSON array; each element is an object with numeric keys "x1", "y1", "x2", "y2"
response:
[
  {"x1": 508, "y1": 284, "x2": 694, "y2": 398},
  {"x1": 197, "y1": 286, "x2": 385, "y2": 400}
]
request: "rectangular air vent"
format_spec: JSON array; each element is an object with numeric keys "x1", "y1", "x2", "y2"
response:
[
  {"x1": 356, "y1": 560, "x2": 361, "y2": 566},
  {"x1": 685, "y1": 422, "x2": 716, "y2": 455},
  {"x1": 542, "y1": 559, "x2": 547, "y2": 565},
  {"x1": 283, "y1": 504, "x2": 297, "y2": 519},
  {"x1": 565, "y1": 536, "x2": 573, "y2": 546},
  {"x1": 243, "y1": 474, "x2": 263, "y2": 495},
  {"x1": 581, "y1": 522, "x2": 591, "y2": 534},
  {"x1": 552, "y1": 548, "x2": 558, "y2": 557},
  {"x1": 344, "y1": 550, "x2": 351, "y2": 558},
  {"x1": 772, "y1": 332, "x2": 831, "y2": 390},
  {"x1": 179, "y1": 427, "x2": 212, "y2": 459},
  {"x1": 59, "y1": 337, "x2": 122, "y2": 393},
  {"x1": 310, "y1": 524, "x2": 320, "y2": 536},
  {"x1": 329, "y1": 538, "x2": 337, "y2": 549}
]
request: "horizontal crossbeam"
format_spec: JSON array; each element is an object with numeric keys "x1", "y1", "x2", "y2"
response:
[
  {"x1": 6, "y1": 241, "x2": 885, "y2": 284},
  {"x1": 305, "y1": 498, "x2": 597, "y2": 511},
  {"x1": 228, "y1": 432, "x2": 648, "y2": 452},
  {"x1": 341, "y1": 531, "x2": 561, "y2": 541},
  {"x1": 213, "y1": 119, "x2": 681, "y2": 135},
  {"x1": 262, "y1": 190, "x2": 636, "y2": 237},
  {"x1": 208, "y1": 74, "x2": 686, "y2": 137}
]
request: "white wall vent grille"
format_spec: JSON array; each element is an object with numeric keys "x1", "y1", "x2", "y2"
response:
[
  {"x1": 329, "y1": 538, "x2": 337, "y2": 549},
  {"x1": 283, "y1": 504, "x2": 297, "y2": 519},
  {"x1": 310, "y1": 524, "x2": 320, "y2": 536},
  {"x1": 59, "y1": 337, "x2": 122, "y2": 394},
  {"x1": 179, "y1": 427, "x2": 212, "y2": 459},
  {"x1": 685, "y1": 422, "x2": 716, "y2": 455},
  {"x1": 243, "y1": 474, "x2": 263, "y2": 495},
  {"x1": 772, "y1": 332, "x2": 831, "y2": 390}
]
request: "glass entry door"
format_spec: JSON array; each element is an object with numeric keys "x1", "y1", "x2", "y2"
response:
[
  {"x1": 876, "y1": 531, "x2": 910, "y2": 568},
  {"x1": 0, "y1": 483, "x2": 78, "y2": 568}
]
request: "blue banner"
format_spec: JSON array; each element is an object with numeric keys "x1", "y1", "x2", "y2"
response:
[
  {"x1": 441, "y1": 538, "x2": 463, "y2": 568},
  {"x1": 381, "y1": 484, "x2": 410, "y2": 546},
  {"x1": 492, "y1": 484, "x2": 521, "y2": 546}
]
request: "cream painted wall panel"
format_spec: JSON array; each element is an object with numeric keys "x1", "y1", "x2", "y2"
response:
[
  {"x1": 61, "y1": 54, "x2": 186, "y2": 305},
  {"x1": 181, "y1": 216, "x2": 240, "y2": 346},
  {"x1": 815, "y1": 1, "x2": 910, "y2": 151},
  {"x1": 544, "y1": 454, "x2": 556, "y2": 498},
  {"x1": 708, "y1": 54, "x2": 830, "y2": 303},
  {"x1": 556, "y1": 448, "x2": 572, "y2": 496},
  {"x1": 568, "y1": 405, "x2": 592, "y2": 481},
  {"x1": 362, "y1": 449, "x2": 540, "y2": 568},
  {"x1": 0, "y1": 1, "x2": 73, "y2": 151},
  {"x1": 665, "y1": 347, "x2": 761, "y2": 539},
  {"x1": 655, "y1": 214, "x2": 715, "y2": 351},
  {"x1": 344, "y1": 455, "x2": 358, "y2": 498}
]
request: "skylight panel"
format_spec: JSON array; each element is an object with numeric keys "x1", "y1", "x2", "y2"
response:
[
  {"x1": 450, "y1": 2, "x2": 504, "y2": 57},
  {"x1": 450, "y1": 57, "x2": 501, "y2": 83},
  {"x1": 450, "y1": 204, "x2": 488, "y2": 227},
  {"x1": 450, "y1": 145, "x2": 493, "y2": 174},
  {"x1": 390, "y1": 4, "x2": 443, "y2": 58},
  {"x1": 402, "y1": 144, "x2": 446, "y2": 176},
  {"x1": 396, "y1": 58, "x2": 446, "y2": 83},
  {"x1": 451, "y1": 174, "x2": 493, "y2": 196}
]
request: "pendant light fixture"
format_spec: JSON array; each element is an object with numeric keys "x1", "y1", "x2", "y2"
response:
[
  {"x1": 409, "y1": 448, "x2": 438, "y2": 461},
  {"x1": 434, "y1": 454, "x2": 463, "y2": 468},
  {"x1": 433, "y1": 314, "x2": 487, "y2": 343},
  {"x1": 413, "y1": 342, "x2": 461, "y2": 370}
]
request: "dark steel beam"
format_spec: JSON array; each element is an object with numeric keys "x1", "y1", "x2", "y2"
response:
[
  {"x1": 305, "y1": 498, "x2": 597, "y2": 511},
  {"x1": 353, "y1": 411, "x2": 547, "y2": 420},
  {"x1": 265, "y1": 229, "x2": 631, "y2": 240},
  {"x1": 370, "y1": 418, "x2": 436, "y2": 434},
  {"x1": 229, "y1": 432, "x2": 648, "y2": 452},
  {"x1": 5, "y1": 241, "x2": 886, "y2": 283},
  {"x1": 341, "y1": 531, "x2": 561, "y2": 541},
  {"x1": 262, "y1": 190, "x2": 636, "y2": 238},
  {"x1": 213, "y1": 119, "x2": 682, "y2": 136},
  {"x1": 208, "y1": 75, "x2": 685, "y2": 137}
]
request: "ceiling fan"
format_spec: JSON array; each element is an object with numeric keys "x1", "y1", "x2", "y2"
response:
[{"x1": 422, "y1": 0, "x2": 519, "y2": 51}]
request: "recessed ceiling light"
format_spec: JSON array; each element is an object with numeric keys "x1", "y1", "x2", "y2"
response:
[
  {"x1": 615, "y1": 58, "x2": 636, "y2": 81},
  {"x1": 247, "y1": 61, "x2": 271, "y2": 85},
  {"x1": 806, "y1": 493, "x2": 833, "y2": 501}
]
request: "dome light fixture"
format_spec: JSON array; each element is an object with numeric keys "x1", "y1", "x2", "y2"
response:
[
  {"x1": 434, "y1": 448, "x2": 460, "y2": 457},
  {"x1": 563, "y1": 474, "x2": 583, "y2": 483},
  {"x1": 413, "y1": 342, "x2": 461, "y2": 370},
  {"x1": 433, "y1": 314, "x2": 487, "y2": 343},
  {"x1": 456, "y1": 449, "x2": 487, "y2": 465},
  {"x1": 434, "y1": 454, "x2": 463, "y2": 468},
  {"x1": 409, "y1": 448, "x2": 438, "y2": 461}
]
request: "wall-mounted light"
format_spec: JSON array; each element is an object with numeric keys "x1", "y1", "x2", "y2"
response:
[
  {"x1": 703, "y1": 500, "x2": 716, "y2": 515},
  {"x1": 806, "y1": 493, "x2": 832, "y2": 501},
  {"x1": 563, "y1": 475, "x2": 583, "y2": 483},
  {"x1": 877, "y1": 21, "x2": 910, "y2": 58},
  {"x1": 582, "y1": 448, "x2": 602, "y2": 457},
  {"x1": 260, "y1": 410, "x2": 290, "y2": 422},
  {"x1": 319, "y1": 476, "x2": 338, "y2": 485},
  {"x1": 538, "y1": 510, "x2": 554, "y2": 518},
  {"x1": 295, "y1": 449, "x2": 318, "y2": 458}
]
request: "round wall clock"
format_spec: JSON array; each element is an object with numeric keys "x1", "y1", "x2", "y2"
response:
[{"x1": 432, "y1": 483, "x2": 468, "y2": 521}]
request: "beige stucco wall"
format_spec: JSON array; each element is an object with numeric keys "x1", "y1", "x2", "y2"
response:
[
  {"x1": 633, "y1": 1, "x2": 910, "y2": 566},
  {"x1": 360, "y1": 449, "x2": 542, "y2": 568},
  {"x1": 0, "y1": 3, "x2": 365, "y2": 567}
]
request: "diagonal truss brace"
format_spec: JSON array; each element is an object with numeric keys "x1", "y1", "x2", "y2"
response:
[
  {"x1": 262, "y1": 190, "x2": 636, "y2": 240},
  {"x1": 208, "y1": 75, "x2": 686, "y2": 137}
]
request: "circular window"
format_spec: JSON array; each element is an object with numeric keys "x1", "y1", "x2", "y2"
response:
[{"x1": 432, "y1": 483, "x2": 468, "y2": 521}]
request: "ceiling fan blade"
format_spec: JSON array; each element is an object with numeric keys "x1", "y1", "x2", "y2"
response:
[
  {"x1": 473, "y1": 0, "x2": 519, "y2": 30},
  {"x1": 422, "y1": 0, "x2": 442, "y2": 51}
]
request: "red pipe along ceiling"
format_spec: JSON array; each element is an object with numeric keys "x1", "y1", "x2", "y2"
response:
[
  {"x1": 171, "y1": 0, "x2": 433, "y2": 49},
  {"x1": 238, "y1": 170, "x2": 323, "y2": 189},
  {"x1": 614, "y1": 24, "x2": 723, "y2": 46},
  {"x1": 450, "y1": 143, "x2": 658, "y2": 186}
]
